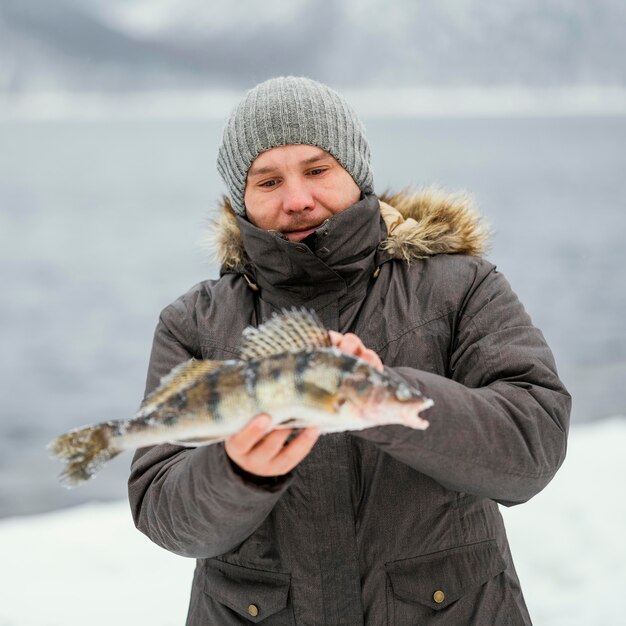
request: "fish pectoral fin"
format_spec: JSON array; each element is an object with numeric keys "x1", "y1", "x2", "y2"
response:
[
  {"x1": 273, "y1": 417, "x2": 312, "y2": 429},
  {"x1": 169, "y1": 435, "x2": 225, "y2": 447},
  {"x1": 300, "y1": 381, "x2": 346, "y2": 411},
  {"x1": 239, "y1": 308, "x2": 331, "y2": 360}
]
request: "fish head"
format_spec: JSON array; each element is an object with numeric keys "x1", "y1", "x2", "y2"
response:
[{"x1": 337, "y1": 362, "x2": 432, "y2": 430}]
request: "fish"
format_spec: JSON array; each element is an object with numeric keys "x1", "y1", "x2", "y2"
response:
[{"x1": 48, "y1": 308, "x2": 432, "y2": 487}]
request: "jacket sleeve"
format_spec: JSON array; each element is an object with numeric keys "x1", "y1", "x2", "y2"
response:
[
  {"x1": 356, "y1": 262, "x2": 571, "y2": 507},
  {"x1": 128, "y1": 301, "x2": 292, "y2": 559}
]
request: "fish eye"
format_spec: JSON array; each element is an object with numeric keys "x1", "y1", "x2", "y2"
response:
[{"x1": 395, "y1": 384, "x2": 412, "y2": 401}]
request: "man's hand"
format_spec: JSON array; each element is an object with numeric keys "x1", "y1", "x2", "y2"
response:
[
  {"x1": 225, "y1": 414, "x2": 320, "y2": 478},
  {"x1": 328, "y1": 330, "x2": 384, "y2": 371},
  {"x1": 225, "y1": 331, "x2": 380, "y2": 478}
]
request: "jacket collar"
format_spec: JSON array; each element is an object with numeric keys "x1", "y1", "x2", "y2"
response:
[
  {"x1": 233, "y1": 194, "x2": 382, "y2": 308},
  {"x1": 211, "y1": 188, "x2": 490, "y2": 272},
  {"x1": 207, "y1": 188, "x2": 490, "y2": 305}
]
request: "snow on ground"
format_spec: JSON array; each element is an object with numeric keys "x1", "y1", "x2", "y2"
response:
[
  {"x1": 0, "y1": 501, "x2": 193, "y2": 626},
  {"x1": 1, "y1": 418, "x2": 624, "y2": 626},
  {"x1": 501, "y1": 417, "x2": 626, "y2": 626}
]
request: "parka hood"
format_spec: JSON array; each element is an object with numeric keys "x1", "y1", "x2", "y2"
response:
[{"x1": 209, "y1": 188, "x2": 490, "y2": 272}]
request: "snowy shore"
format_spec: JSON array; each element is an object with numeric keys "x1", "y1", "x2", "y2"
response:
[{"x1": 1, "y1": 418, "x2": 624, "y2": 626}]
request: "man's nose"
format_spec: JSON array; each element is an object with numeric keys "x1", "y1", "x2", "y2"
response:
[{"x1": 282, "y1": 180, "x2": 314, "y2": 213}]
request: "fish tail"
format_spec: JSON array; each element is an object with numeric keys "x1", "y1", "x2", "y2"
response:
[{"x1": 47, "y1": 422, "x2": 121, "y2": 487}]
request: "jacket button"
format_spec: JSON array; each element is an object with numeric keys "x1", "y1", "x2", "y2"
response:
[
  {"x1": 433, "y1": 590, "x2": 445, "y2": 604},
  {"x1": 248, "y1": 604, "x2": 259, "y2": 617}
]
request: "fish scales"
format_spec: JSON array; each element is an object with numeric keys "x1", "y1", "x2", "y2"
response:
[
  {"x1": 48, "y1": 308, "x2": 433, "y2": 486},
  {"x1": 253, "y1": 353, "x2": 299, "y2": 410}
]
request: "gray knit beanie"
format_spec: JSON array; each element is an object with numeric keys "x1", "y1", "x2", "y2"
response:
[{"x1": 217, "y1": 76, "x2": 374, "y2": 216}]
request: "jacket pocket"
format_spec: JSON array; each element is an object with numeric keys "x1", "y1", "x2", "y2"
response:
[
  {"x1": 202, "y1": 559, "x2": 294, "y2": 624},
  {"x1": 385, "y1": 540, "x2": 521, "y2": 625}
]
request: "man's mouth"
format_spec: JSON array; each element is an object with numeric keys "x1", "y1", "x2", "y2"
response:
[{"x1": 284, "y1": 226, "x2": 318, "y2": 242}]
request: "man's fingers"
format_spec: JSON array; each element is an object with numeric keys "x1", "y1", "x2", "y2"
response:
[
  {"x1": 225, "y1": 417, "x2": 320, "y2": 477},
  {"x1": 270, "y1": 427, "x2": 320, "y2": 475},
  {"x1": 329, "y1": 330, "x2": 360, "y2": 352},
  {"x1": 329, "y1": 331, "x2": 383, "y2": 371},
  {"x1": 226, "y1": 413, "x2": 271, "y2": 455},
  {"x1": 328, "y1": 330, "x2": 342, "y2": 345},
  {"x1": 246, "y1": 428, "x2": 293, "y2": 461}
]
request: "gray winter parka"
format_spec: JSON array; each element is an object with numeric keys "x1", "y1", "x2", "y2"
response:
[{"x1": 129, "y1": 191, "x2": 571, "y2": 625}]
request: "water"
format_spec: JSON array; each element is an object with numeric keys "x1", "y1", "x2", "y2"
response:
[{"x1": 1, "y1": 116, "x2": 624, "y2": 518}]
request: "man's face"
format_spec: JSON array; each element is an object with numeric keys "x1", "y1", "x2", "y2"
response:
[{"x1": 243, "y1": 144, "x2": 361, "y2": 242}]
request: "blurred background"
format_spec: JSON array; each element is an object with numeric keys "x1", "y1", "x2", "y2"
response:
[
  {"x1": 1, "y1": 0, "x2": 625, "y2": 541},
  {"x1": 1, "y1": 2, "x2": 625, "y2": 625},
  {"x1": 1, "y1": 0, "x2": 625, "y2": 518}
]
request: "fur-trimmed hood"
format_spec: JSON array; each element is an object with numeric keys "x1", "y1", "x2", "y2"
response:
[{"x1": 209, "y1": 188, "x2": 491, "y2": 272}]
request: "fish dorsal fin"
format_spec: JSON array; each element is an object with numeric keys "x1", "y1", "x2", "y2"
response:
[
  {"x1": 239, "y1": 308, "x2": 331, "y2": 361},
  {"x1": 139, "y1": 358, "x2": 223, "y2": 413}
]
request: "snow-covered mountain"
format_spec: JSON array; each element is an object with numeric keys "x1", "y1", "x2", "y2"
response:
[{"x1": 2, "y1": 0, "x2": 625, "y2": 92}]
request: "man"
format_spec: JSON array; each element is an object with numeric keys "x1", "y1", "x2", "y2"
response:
[{"x1": 129, "y1": 76, "x2": 570, "y2": 625}]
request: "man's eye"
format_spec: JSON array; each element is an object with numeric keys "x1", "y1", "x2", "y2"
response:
[
  {"x1": 260, "y1": 179, "x2": 277, "y2": 187},
  {"x1": 309, "y1": 168, "x2": 325, "y2": 176}
]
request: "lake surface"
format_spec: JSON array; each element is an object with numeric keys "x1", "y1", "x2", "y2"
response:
[{"x1": 1, "y1": 115, "x2": 624, "y2": 518}]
